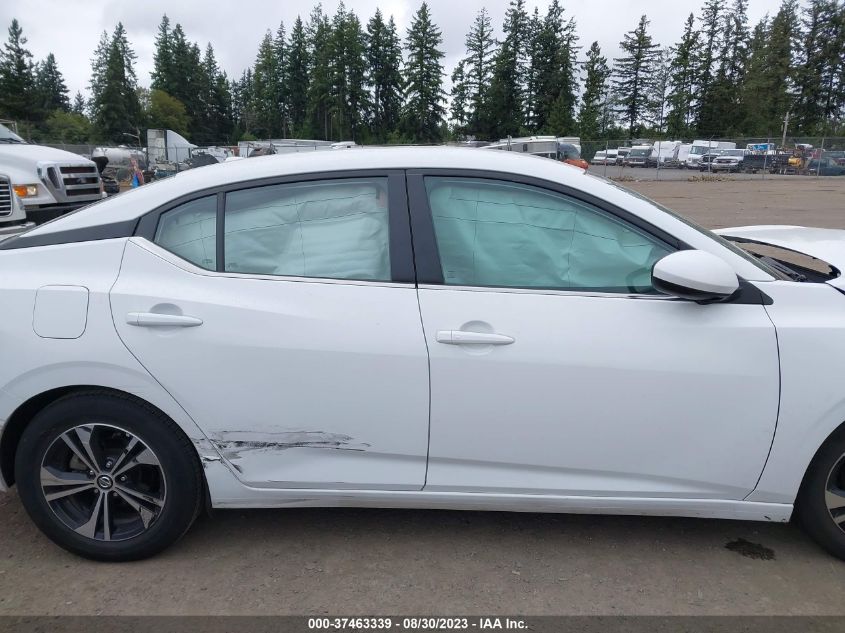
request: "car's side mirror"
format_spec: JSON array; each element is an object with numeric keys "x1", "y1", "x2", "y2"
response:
[{"x1": 652, "y1": 250, "x2": 740, "y2": 303}]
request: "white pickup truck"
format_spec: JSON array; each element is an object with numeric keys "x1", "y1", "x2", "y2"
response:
[{"x1": 0, "y1": 123, "x2": 103, "y2": 230}]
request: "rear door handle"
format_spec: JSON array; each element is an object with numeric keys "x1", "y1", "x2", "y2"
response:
[
  {"x1": 436, "y1": 330, "x2": 514, "y2": 345},
  {"x1": 126, "y1": 312, "x2": 203, "y2": 327}
]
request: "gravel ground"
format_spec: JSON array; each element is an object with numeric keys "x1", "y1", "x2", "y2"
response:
[{"x1": 1, "y1": 177, "x2": 844, "y2": 616}]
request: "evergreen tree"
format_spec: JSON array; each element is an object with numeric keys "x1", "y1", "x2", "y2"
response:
[
  {"x1": 462, "y1": 8, "x2": 496, "y2": 136},
  {"x1": 647, "y1": 48, "x2": 671, "y2": 132},
  {"x1": 71, "y1": 91, "x2": 86, "y2": 115},
  {"x1": 612, "y1": 15, "x2": 661, "y2": 137},
  {"x1": 401, "y1": 2, "x2": 446, "y2": 143},
  {"x1": 665, "y1": 13, "x2": 699, "y2": 137},
  {"x1": 739, "y1": 1, "x2": 801, "y2": 136},
  {"x1": 487, "y1": 0, "x2": 529, "y2": 138},
  {"x1": 88, "y1": 30, "x2": 110, "y2": 116},
  {"x1": 0, "y1": 19, "x2": 37, "y2": 122},
  {"x1": 524, "y1": 7, "x2": 543, "y2": 131},
  {"x1": 93, "y1": 32, "x2": 140, "y2": 142},
  {"x1": 366, "y1": 10, "x2": 404, "y2": 141},
  {"x1": 286, "y1": 16, "x2": 310, "y2": 136},
  {"x1": 449, "y1": 59, "x2": 470, "y2": 133},
  {"x1": 35, "y1": 53, "x2": 69, "y2": 114},
  {"x1": 273, "y1": 21, "x2": 289, "y2": 137},
  {"x1": 252, "y1": 30, "x2": 281, "y2": 138},
  {"x1": 306, "y1": 5, "x2": 332, "y2": 139},
  {"x1": 327, "y1": 5, "x2": 368, "y2": 141},
  {"x1": 151, "y1": 15, "x2": 177, "y2": 96},
  {"x1": 793, "y1": 0, "x2": 843, "y2": 133},
  {"x1": 709, "y1": 0, "x2": 750, "y2": 134},
  {"x1": 695, "y1": 0, "x2": 725, "y2": 135},
  {"x1": 531, "y1": 0, "x2": 578, "y2": 134},
  {"x1": 577, "y1": 41, "x2": 610, "y2": 140}
]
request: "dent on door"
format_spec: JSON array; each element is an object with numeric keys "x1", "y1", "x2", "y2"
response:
[{"x1": 110, "y1": 239, "x2": 431, "y2": 490}]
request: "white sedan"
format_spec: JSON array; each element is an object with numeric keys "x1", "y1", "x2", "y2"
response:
[{"x1": 1, "y1": 148, "x2": 844, "y2": 561}]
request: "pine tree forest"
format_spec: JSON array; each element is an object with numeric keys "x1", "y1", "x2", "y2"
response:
[{"x1": 1, "y1": 0, "x2": 844, "y2": 146}]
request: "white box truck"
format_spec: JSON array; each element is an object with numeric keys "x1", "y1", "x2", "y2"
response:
[{"x1": 685, "y1": 140, "x2": 737, "y2": 169}]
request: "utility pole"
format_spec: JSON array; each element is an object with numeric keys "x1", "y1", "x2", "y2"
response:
[{"x1": 781, "y1": 110, "x2": 791, "y2": 148}]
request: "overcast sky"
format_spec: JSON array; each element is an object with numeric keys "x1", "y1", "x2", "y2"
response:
[{"x1": 2, "y1": 0, "x2": 786, "y2": 99}]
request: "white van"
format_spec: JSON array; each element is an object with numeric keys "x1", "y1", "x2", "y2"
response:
[{"x1": 686, "y1": 140, "x2": 737, "y2": 168}]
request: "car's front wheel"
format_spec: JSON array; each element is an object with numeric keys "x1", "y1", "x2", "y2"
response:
[
  {"x1": 15, "y1": 390, "x2": 203, "y2": 561},
  {"x1": 797, "y1": 428, "x2": 845, "y2": 560}
]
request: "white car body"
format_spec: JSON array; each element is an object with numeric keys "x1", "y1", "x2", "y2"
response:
[
  {"x1": 591, "y1": 150, "x2": 618, "y2": 165},
  {"x1": 2, "y1": 148, "x2": 845, "y2": 527}
]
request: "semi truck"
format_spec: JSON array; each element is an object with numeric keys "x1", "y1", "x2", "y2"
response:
[{"x1": 0, "y1": 122, "x2": 104, "y2": 225}]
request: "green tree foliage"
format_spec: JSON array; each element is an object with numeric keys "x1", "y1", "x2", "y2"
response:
[
  {"x1": 43, "y1": 110, "x2": 90, "y2": 143},
  {"x1": 612, "y1": 15, "x2": 661, "y2": 137},
  {"x1": 35, "y1": 53, "x2": 69, "y2": 114},
  {"x1": 461, "y1": 8, "x2": 496, "y2": 137},
  {"x1": 306, "y1": 5, "x2": 332, "y2": 138},
  {"x1": 286, "y1": 17, "x2": 310, "y2": 136},
  {"x1": 486, "y1": 0, "x2": 529, "y2": 139},
  {"x1": 90, "y1": 23, "x2": 141, "y2": 143},
  {"x1": 577, "y1": 41, "x2": 610, "y2": 140},
  {"x1": 0, "y1": 19, "x2": 37, "y2": 122},
  {"x1": 740, "y1": 0, "x2": 800, "y2": 136},
  {"x1": 694, "y1": 0, "x2": 725, "y2": 135},
  {"x1": 71, "y1": 91, "x2": 86, "y2": 115},
  {"x1": 367, "y1": 11, "x2": 404, "y2": 142},
  {"x1": 531, "y1": 0, "x2": 579, "y2": 134},
  {"x1": 327, "y1": 5, "x2": 369, "y2": 141},
  {"x1": 449, "y1": 59, "x2": 470, "y2": 133},
  {"x1": 793, "y1": 0, "x2": 845, "y2": 134},
  {"x1": 401, "y1": 2, "x2": 446, "y2": 143},
  {"x1": 146, "y1": 88, "x2": 189, "y2": 135},
  {"x1": 665, "y1": 13, "x2": 699, "y2": 138}
]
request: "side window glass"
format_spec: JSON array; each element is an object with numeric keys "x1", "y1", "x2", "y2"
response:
[
  {"x1": 154, "y1": 195, "x2": 217, "y2": 270},
  {"x1": 425, "y1": 177, "x2": 672, "y2": 293},
  {"x1": 224, "y1": 178, "x2": 391, "y2": 281}
]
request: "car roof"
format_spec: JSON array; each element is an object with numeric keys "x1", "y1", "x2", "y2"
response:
[{"x1": 25, "y1": 147, "x2": 588, "y2": 235}]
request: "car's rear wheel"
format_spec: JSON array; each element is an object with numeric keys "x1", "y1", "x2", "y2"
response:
[
  {"x1": 796, "y1": 430, "x2": 845, "y2": 560},
  {"x1": 15, "y1": 391, "x2": 202, "y2": 561}
]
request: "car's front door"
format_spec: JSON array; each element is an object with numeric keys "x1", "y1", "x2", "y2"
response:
[
  {"x1": 409, "y1": 173, "x2": 780, "y2": 500},
  {"x1": 111, "y1": 172, "x2": 430, "y2": 490}
]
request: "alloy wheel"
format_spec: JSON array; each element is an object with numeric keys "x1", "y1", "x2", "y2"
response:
[
  {"x1": 825, "y1": 453, "x2": 845, "y2": 532},
  {"x1": 39, "y1": 423, "x2": 167, "y2": 541}
]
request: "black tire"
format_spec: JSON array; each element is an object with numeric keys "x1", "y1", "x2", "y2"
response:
[
  {"x1": 796, "y1": 428, "x2": 845, "y2": 560},
  {"x1": 15, "y1": 390, "x2": 203, "y2": 561}
]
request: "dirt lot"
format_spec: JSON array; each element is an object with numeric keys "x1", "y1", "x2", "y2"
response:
[
  {"x1": 1, "y1": 177, "x2": 845, "y2": 617},
  {"x1": 625, "y1": 177, "x2": 845, "y2": 230}
]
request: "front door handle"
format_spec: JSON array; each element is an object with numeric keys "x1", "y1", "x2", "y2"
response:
[
  {"x1": 436, "y1": 330, "x2": 514, "y2": 345},
  {"x1": 126, "y1": 312, "x2": 203, "y2": 327}
]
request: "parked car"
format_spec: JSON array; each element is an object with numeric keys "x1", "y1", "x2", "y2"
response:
[
  {"x1": 698, "y1": 151, "x2": 725, "y2": 171},
  {"x1": 807, "y1": 157, "x2": 845, "y2": 176},
  {"x1": 591, "y1": 149, "x2": 618, "y2": 165},
  {"x1": 3, "y1": 147, "x2": 845, "y2": 562},
  {"x1": 623, "y1": 145, "x2": 653, "y2": 167},
  {"x1": 710, "y1": 149, "x2": 749, "y2": 172}
]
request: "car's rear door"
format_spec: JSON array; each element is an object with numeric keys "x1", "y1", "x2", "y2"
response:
[
  {"x1": 408, "y1": 171, "x2": 780, "y2": 500},
  {"x1": 110, "y1": 171, "x2": 430, "y2": 490}
]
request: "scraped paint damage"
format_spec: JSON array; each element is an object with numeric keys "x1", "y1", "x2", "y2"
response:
[{"x1": 211, "y1": 431, "x2": 371, "y2": 462}]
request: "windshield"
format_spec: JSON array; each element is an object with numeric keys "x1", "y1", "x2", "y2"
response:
[
  {"x1": 690, "y1": 146, "x2": 711, "y2": 155},
  {"x1": 0, "y1": 123, "x2": 25, "y2": 143},
  {"x1": 630, "y1": 149, "x2": 650, "y2": 157}
]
